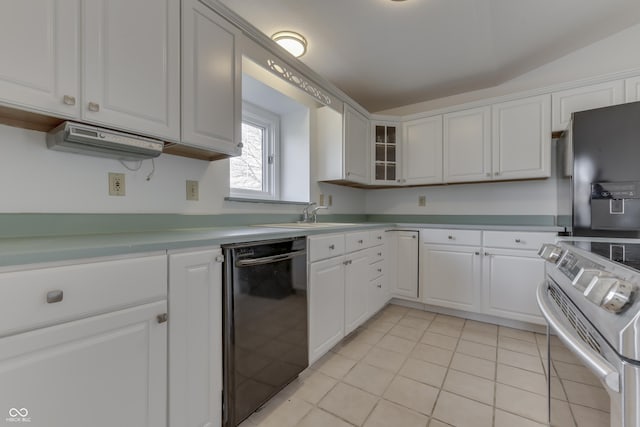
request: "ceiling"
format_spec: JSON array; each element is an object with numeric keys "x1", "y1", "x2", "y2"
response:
[{"x1": 218, "y1": 0, "x2": 640, "y2": 112}]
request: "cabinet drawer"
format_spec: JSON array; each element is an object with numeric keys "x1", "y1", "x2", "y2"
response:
[
  {"x1": 0, "y1": 254, "x2": 167, "y2": 337},
  {"x1": 368, "y1": 246, "x2": 385, "y2": 264},
  {"x1": 421, "y1": 229, "x2": 482, "y2": 246},
  {"x1": 369, "y1": 260, "x2": 385, "y2": 281},
  {"x1": 369, "y1": 229, "x2": 386, "y2": 245},
  {"x1": 483, "y1": 231, "x2": 557, "y2": 250},
  {"x1": 308, "y1": 233, "x2": 345, "y2": 262},
  {"x1": 345, "y1": 231, "x2": 371, "y2": 253}
]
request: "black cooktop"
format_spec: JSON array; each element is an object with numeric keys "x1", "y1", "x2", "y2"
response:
[{"x1": 570, "y1": 240, "x2": 640, "y2": 271}]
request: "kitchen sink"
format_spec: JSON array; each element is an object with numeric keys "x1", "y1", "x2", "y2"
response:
[{"x1": 257, "y1": 222, "x2": 360, "y2": 229}]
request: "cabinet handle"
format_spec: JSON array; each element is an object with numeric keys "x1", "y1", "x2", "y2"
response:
[
  {"x1": 495, "y1": 171, "x2": 501, "y2": 176},
  {"x1": 475, "y1": 252, "x2": 480, "y2": 255},
  {"x1": 346, "y1": 172, "x2": 351, "y2": 176},
  {"x1": 397, "y1": 179, "x2": 402, "y2": 183},
  {"x1": 237, "y1": 142, "x2": 243, "y2": 148},
  {"x1": 377, "y1": 268, "x2": 382, "y2": 272},
  {"x1": 377, "y1": 284, "x2": 382, "y2": 288},
  {"x1": 412, "y1": 235, "x2": 416, "y2": 239},
  {"x1": 343, "y1": 260, "x2": 352, "y2": 265},
  {"x1": 329, "y1": 244, "x2": 335, "y2": 250},
  {"x1": 377, "y1": 236, "x2": 382, "y2": 240},
  {"x1": 377, "y1": 252, "x2": 382, "y2": 256},
  {"x1": 215, "y1": 255, "x2": 225, "y2": 263},
  {"x1": 156, "y1": 313, "x2": 168, "y2": 324},
  {"x1": 484, "y1": 252, "x2": 490, "y2": 256},
  {"x1": 448, "y1": 235, "x2": 454, "y2": 240},
  {"x1": 46, "y1": 290, "x2": 63, "y2": 304},
  {"x1": 63, "y1": 95, "x2": 76, "y2": 106},
  {"x1": 88, "y1": 102, "x2": 100, "y2": 112},
  {"x1": 358, "y1": 239, "x2": 364, "y2": 244}
]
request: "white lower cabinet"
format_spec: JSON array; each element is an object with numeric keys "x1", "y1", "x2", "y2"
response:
[
  {"x1": 389, "y1": 230, "x2": 420, "y2": 299},
  {"x1": 309, "y1": 256, "x2": 345, "y2": 364},
  {"x1": 482, "y1": 248, "x2": 546, "y2": 324},
  {"x1": 168, "y1": 248, "x2": 224, "y2": 427},
  {"x1": 0, "y1": 254, "x2": 168, "y2": 427},
  {"x1": 416, "y1": 229, "x2": 555, "y2": 324},
  {"x1": 308, "y1": 229, "x2": 388, "y2": 364},
  {"x1": 422, "y1": 243, "x2": 482, "y2": 312},
  {"x1": 344, "y1": 250, "x2": 370, "y2": 335}
]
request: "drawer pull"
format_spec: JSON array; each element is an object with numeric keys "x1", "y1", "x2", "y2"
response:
[
  {"x1": 156, "y1": 313, "x2": 168, "y2": 324},
  {"x1": 329, "y1": 244, "x2": 335, "y2": 250},
  {"x1": 377, "y1": 268, "x2": 382, "y2": 272},
  {"x1": 515, "y1": 239, "x2": 522, "y2": 243},
  {"x1": 87, "y1": 101, "x2": 100, "y2": 112},
  {"x1": 377, "y1": 236, "x2": 382, "y2": 240},
  {"x1": 63, "y1": 95, "x2": 76, "y2": 105},
  {"x1": 484, "y1": 252, "x2": 490, "y2": 256},
  {"x1": 343, "y1": 260, "x2": 352, "y2": 265},
  {"x1": 412, "y1": 235, "x2": 416, "y2": 239},
  {"x1": 475, "y1": 252, "x2": 480, "y2": 255},
  {"x1": 377, "y1": 284, "x2": 382, "y2": 288},
  {"x1": 377, "y1": 252, "x2": 382, "y2": 256},
  {"x1": 358, "y1": 239, "x2": 364, "y2": 244},
  {"x1": 46, "y1": 290, "x2": 63, "y2": 304}
]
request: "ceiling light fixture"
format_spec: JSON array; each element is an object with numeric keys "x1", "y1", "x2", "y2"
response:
[{"x1": 271, "y1": 31, "x2": 308, "y2": 58}]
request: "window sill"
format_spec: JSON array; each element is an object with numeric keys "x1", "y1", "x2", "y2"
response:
[{"x1": 224, "y1": 197, "x2": 310, "y2": 206}]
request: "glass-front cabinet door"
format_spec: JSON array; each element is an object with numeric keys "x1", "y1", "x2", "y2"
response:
[{"x1": 372, "y1": 121, "x2": 401, "y2": 185}]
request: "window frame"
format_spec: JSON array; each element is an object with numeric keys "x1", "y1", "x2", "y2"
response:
[{"x1": 229, "y1": 102, "x2": 280, "y2": 200}]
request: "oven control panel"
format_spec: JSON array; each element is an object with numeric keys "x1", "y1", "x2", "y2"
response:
[{"x1": 558, "y1": 251, "x2": 603, "y2": 282}]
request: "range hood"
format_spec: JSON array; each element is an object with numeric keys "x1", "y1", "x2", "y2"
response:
[{"x1": 46, "y1": 122, "x2": 163, "y2": 160}]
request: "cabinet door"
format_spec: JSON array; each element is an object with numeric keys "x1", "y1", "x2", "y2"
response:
[
  {"x1": 169, "y1": 248, "x2": 223, "y2": 427},
  {"x1": 83, "y1": 0, "x2": 180, "y2": 140},
  {"x1": 344, "y1": 251, "x2": 370, "y2": 335},
  {"x1": 372, "y1": 122, "x2": 401, "y2": 185},
  {"x1": 423, "y1": 244, "x2": 481, "y2": 312},
  {"x1": 309, "y1": 257, "x2": 345, "y2": 364},
  {"x1": 402, "y1": 116, "x2": 443, "y2": 185},
  {"x1": 0, "y1": 0, "x2": 80, "y2": 118},
  {"x1": 344, "y1": 104, "x2": 370, "y2": 184},
  {"x1": 492, "y1": 94, "x2": 551, "y2": 180},
  {"x1": 482, "y1": 248, "x2": 545, "y2": 324},
  {"x1": 0, "y1": 301, "x2": 167, "y2": 427},
  {"x1": 551, "y1": 80, "x2": 624, "y2": 131},
  {"x1": 625, "y1": 76, "x2": 640, "y2": 102},
  {"x1": 443, "y1": 107, "x2": 491, "y2": 183},
  {"x1": 181, "y1": 0, "x2": 241, "y2": 155},
  {"x1": 392, "y1": 231, "x2": 420, "y2": 299}
]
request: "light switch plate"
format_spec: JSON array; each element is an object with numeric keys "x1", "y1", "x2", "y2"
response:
[{"x1": 186, "y1": 180, "x2": 199, "y2": 201}]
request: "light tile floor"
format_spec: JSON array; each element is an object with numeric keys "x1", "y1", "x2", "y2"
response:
[{"x1": 239, "y1": 304, "x2": 610, "y2": 427}]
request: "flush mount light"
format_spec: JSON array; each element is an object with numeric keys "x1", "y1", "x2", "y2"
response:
[{"x1": 271, "y1": 31, "x2": 308, "y2": 58}]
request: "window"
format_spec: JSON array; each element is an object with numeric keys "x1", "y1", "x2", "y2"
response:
[{"x1": 230, "y1": 103, "x2": 279, "y2": 199}]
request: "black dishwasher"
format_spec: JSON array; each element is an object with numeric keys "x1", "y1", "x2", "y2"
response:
[{"x1": 221, "y1": 237, "x2": 308, "y2": 427}]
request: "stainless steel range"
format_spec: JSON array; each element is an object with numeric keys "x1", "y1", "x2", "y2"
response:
[{"x1": 538, "y1": 239, "x2": 640, "y2": 426}]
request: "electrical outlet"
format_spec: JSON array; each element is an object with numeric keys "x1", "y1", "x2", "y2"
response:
[
  {"x1": 319, "y1": 194, "x2": 325, "y2": 206},
  {"x1": 328, "y1": 195, "x2": 333, "y2": 206},
  {"x1": 186, "y1": 180, "x2": 199, "y2": 201},
  {"x1": 108, "y1": 173, "x2": 125, "y2": 196},
  {"x1": 418, "y1": 195, "x2": 426, "y2": 207}
]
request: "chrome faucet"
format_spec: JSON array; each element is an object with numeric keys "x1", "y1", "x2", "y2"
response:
[
  {"x1": 309, "y1": 205, "x2": 328, "y2": 223},
  {"x1": 301, "y1": 202, "x2": 316, "y2": 223}
]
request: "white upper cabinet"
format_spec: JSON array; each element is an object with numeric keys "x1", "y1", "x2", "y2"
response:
[
  {"x1": 344, "y1": 104, "x2": 370, "y2": 184},
  {"x1": 372, "y1": 121, "x2": 401, "y2": 185},
  {"x1": 402, "y1": 116, "x2": 443, "y2": 185},
  {"x1": 83, "y1": 0, "x2": 180, "y2": 140},
  {"x1": 0, "y1": 0, "x2": 80, "y2": 118},
  {"x1": 181, "y1": 0, "x2": 241, "y2": 155},
  {"x1": 443, "y1": 106, "x2": 491, "y2": 183},
  {"x1": 551, "y1": 80, "x2": 624, "y2": 131},
  {"x1": 625, "y1": 76, "x2": 640, "y2": 103},
  {"x1": 491, "y1": 94, "x2": 551, "y2": 180}
]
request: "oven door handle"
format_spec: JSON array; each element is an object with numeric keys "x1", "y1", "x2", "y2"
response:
[
  {"x1": 536, "y1": 281, "x2": 620, "y2": 393},
  {"x1": 235, "y1": 249, "x2": 307, "y2": 267}
]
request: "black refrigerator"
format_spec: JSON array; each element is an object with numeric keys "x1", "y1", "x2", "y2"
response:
[{"x1": 571, "y1": 100, "x2": 640, "y2": 238}]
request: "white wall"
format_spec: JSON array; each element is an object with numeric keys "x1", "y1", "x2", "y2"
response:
[
  {"x1": 280, "y1": 108, "x2": 310, "y2": 202},
  {"x1": 0, "y1": 123, "x2": 364, "y2": 214}
]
